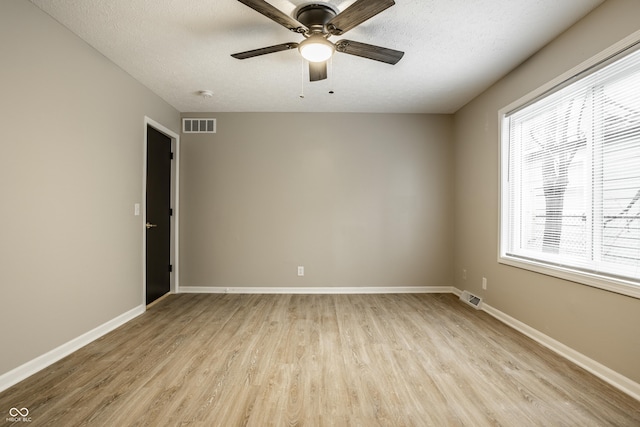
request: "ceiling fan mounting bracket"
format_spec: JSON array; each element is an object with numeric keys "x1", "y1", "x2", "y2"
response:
[
  {"x1": 335, "y1": 40, "x2": 349, "y2": 52},
  {"x1": 326, "y1": 23, "x2": 340, "y2": 35}
]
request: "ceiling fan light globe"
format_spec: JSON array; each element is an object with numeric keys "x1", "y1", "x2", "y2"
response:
[{"x1": 299, "y1": 38, "x2": 334, "y2": 62}]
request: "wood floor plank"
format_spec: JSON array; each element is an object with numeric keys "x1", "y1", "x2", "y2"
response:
[{"x1": 1, "y1": 293, "x2": 639, "y2": 426}]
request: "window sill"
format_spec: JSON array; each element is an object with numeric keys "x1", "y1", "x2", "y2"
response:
[{"x1": 498, "y1": 255, "x2": 640, "y2": 300}]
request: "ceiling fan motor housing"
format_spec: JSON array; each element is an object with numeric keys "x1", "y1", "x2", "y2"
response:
[{"x1": 295, "y1": 4, "x2": 338, "y2": 34}]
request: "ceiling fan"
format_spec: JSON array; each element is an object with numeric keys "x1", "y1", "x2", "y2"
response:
[{"x1": 231, "y1": 0, "x2": 404, "y2": 82}]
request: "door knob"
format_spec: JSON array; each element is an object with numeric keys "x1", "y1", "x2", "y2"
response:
[{"x1": 145, "y1": 222, "x2": 158, "y2": 229}]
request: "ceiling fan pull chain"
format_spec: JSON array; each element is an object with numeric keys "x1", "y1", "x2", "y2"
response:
[
  {"x1": 300, "y1": 58, "x2": 305, "y2": 99},
  {"x1": 329, "y1": 57, "x2": 334, "y2": 94}
]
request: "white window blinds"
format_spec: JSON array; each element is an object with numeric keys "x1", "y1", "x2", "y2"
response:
[{"x1": 501, "y1": 44, "x2": 640, "y2": 290}]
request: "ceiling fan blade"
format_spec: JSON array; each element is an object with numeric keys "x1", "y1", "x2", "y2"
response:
[
  {"x1": 231, "y1": 43, "x2": 299, "y2": 59},
  {"x1": 335, "y1": 40, "x2": 404, "y2": 64},
  {"x1": 237, "y1": 0, "x2": 308, "y2": 33},
  {"x1": 309, "y1": 61, "x2": 328, "y2": 82},
  {"x1": 326, "y1": 0, "x2": 395, "y2": 36}
]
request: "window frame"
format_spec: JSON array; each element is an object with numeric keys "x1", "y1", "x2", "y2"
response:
[{"x1": 498, "y1": 31, "x2": 640, "y2": 300}]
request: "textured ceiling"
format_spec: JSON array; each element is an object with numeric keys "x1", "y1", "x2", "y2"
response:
[{"x1": 29, "y1": 0, "x2": 604, "y2": 113}]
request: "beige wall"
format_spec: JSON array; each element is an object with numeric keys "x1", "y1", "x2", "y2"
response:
[
  {"x1": 179, "y1": 113, "x2": 453, "y2": 288},
  {"x1": 0, "y1": 1, "x2": 180, "y2": 375},
  {"x1": 453, "y1": 0, "x2": 640, "y2": 383}
]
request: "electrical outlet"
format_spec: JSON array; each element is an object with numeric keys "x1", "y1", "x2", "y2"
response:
[
  {"x1": 482, "y1": 277, "x2": 487, "y2": 290},
  {"x1": 297, "y1": 266, "x2": 304, "y2": 277},
  {"x1": 462, "y1": 269, "x2": 467, "y2": 280}
]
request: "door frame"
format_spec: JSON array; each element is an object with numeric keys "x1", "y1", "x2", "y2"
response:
[{"x1": 143, "y1": 117, "x2": 180, "y2": 306}]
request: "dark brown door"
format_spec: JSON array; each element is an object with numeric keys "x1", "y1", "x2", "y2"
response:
[{"x1": 146, "y1": 125, "x2": 172, "y2": 305}]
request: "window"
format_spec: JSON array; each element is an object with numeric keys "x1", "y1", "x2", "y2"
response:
[{"x1": 500, "y1": 43, "x2": 640, "y2": 298}]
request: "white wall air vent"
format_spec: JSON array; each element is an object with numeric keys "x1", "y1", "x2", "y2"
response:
[
  {"x1": 183, "y1": 118, "x2": 216, "y2": 134},
  {"x1": 460, "y1": 290, "x2": 483, "y2": 309}
]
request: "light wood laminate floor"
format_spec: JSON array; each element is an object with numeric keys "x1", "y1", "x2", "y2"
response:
[{"x1": 1, "y1": 293, "x2": 639, "y2": 426}]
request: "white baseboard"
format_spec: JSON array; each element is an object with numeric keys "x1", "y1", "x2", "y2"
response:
[
  {"x1": 474, "y1": 295, "x2": 640, "y2": 402},
  {"x1": 450, "y1": 287, "x2": 463, "y2": 297},
  {"x1": 0, "y1": 304, "x2": 145, "y2": 393},
  {"x1": 179, "y1": 286, "x2": 455, "y2": 294}
]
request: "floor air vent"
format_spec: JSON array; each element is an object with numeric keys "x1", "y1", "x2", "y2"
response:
[
  {"x1": 460, "y1": 291, "x2": 482, "y2": 309},
  {"x1": 183, "y1": 118, "x2": 216, "y2": 134}
]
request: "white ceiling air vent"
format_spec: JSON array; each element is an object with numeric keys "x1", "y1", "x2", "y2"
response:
[
  {"x1": 460, "y1": 290, "x2": 483, "y2": 309},
  {"x1": 183, "y1": 118, "x2": 216, "y2": 134}
]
